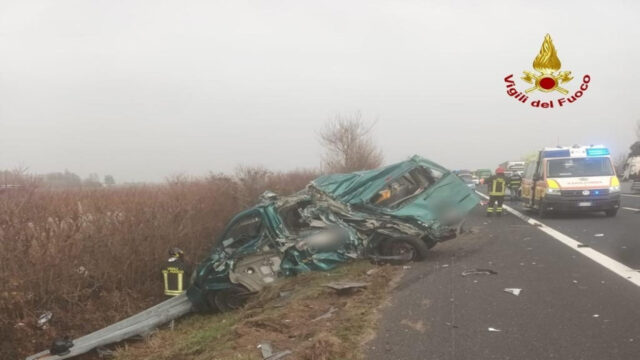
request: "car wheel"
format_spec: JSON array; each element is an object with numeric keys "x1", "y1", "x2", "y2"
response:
[
  {"x1": 605, "y1": 208, "x2": 618, "y2": 217},
  {"x1": 214, "y1": 285, "x2": 252, "y2": 312},
  {"x1": 382, "y1": 236, "x2": 429, "y2": 262}
]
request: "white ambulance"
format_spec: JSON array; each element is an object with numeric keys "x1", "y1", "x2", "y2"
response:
[{"x1": 521, "y1": 145, "x2": 620, "y2": 217}]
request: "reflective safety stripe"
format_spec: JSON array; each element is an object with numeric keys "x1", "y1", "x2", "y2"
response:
[
  {"x1": 162, "y1": 269, "x2": 185, "y2": 297},
  {"x1": 496, "y1": 207, "x2": 503, "y2": 212},
  {"x1": 489, "y1": 178, "x2": 506, "y2": 196},
  {"x1": 486, "y1": 207, "x2": 494, "y2": 212}
]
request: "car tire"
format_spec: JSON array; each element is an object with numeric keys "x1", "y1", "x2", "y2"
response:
[
  {"x1": 605, "y1": 208, "x2": 618, "y2": 217},
  {"x1": 213, "y1": 285, "x2": 252, "y2": 312},
  {"x1": 382, "y1": 236, "x2": 429, "y2": 262}
]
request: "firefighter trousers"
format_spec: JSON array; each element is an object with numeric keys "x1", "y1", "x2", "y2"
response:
[{"x1": 487, "y1": 195, "x2": 504, "y2": 215}]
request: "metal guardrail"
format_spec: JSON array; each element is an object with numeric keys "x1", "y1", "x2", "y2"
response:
[{"x1": 26, "y1": 294, "x2": 192, "y2": 360}]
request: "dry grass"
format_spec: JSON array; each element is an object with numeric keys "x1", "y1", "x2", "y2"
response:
[
  {"x1": 113, "y1": 261, "x2": 400, "y2": 360},
  {"x1": 0, "y1": 168, "x2": 318, "y2": 359}
]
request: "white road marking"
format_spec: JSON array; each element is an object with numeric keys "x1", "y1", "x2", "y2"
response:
[
  {"x1": 476, "y1": 192, "x2": 640, "y2": 287},
  {"x1": 622, "y1": 207, "x2": 640, "y2": 212},
  {"x1": 621, "y1": 194, "x2": 640, "y2": 198}
]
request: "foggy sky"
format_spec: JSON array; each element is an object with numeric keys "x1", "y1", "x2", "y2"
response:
[{"x1": 1, "y1": 0, "x2": 639, "y2": 182}]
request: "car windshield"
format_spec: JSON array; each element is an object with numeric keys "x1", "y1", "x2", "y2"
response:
[{"x1": 547, "y1": 157, "x2": 614, "y2": 178}]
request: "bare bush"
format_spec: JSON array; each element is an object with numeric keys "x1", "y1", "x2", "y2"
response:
[{"x1": 318, "y1": 112, "x2": 383, "y2": 173}]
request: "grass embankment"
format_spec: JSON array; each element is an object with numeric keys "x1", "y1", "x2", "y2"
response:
[{"x1": 114, "y1": 261, "x2": 400, "y2": 360}]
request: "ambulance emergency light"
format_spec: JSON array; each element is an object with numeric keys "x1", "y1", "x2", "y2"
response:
[{"x1": 586, "y1": 148, "x2": 610, "y2": 156}]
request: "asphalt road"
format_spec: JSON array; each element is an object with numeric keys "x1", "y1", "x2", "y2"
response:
[{"x1": 366, "y1": 188, "x2": 640, "y2": 360}]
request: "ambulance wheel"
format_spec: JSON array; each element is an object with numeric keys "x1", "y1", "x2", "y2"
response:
[
  {"x1": 214, "y1": 285, "x2": 252, "y2": 312},
  {"x1": 382, "y1": 236, "x2": 428, "y2": 262},
  {"x1": 605, "y1": 208, "x2": 618, "y2": 217}
]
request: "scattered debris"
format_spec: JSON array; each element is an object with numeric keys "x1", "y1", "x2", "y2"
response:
[
  {"x1": 594, "y1": 233, "x2": 604, "y2": 237},
  {"x1": 258, "y1": 342, "x2": 273, "y2": 358},
  {"x1": 445, "y1": 322, "x2": 459, "y2": 329},
  {"x1": 533, "y1": 223, "x2": 542, "y2": 227},
  {"x1": 312, "y1": 306, "x2": 337, "y2": 322},
  {"x1": 593, "y1": 314, "x2": 600, "y2": 318},
  {"x1": 577, "y1": 244, "x2": 589, "y2": 248},
  {"x1": 504, "y1": 288, "x2": 522, "y2": 296},
  {"x1": 487, "y1": 327, "x2": 502, "y2": 332},
  {"x1": 366, "y1": 268, "x2": 379, "y2": 276},
  {"x1": 37, "y1": 311, "x2": 53, "y2": 329},
  {"x1": 461, "y1": 269, "x2": 497, "y2": 277},
  {"x1": 402, "y1": 265, "x2": 411, "y2": 270},
  {"x1": 325, "y1": 281, "x2": 369, "y2": 295},
  {"x1": 441, "y1": 264, "x2": 449, "y2": 268},
  {"x1": 257, "y1": 342, "x2": 293, "y2": 360}
]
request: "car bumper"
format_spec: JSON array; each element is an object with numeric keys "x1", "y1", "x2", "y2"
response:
[{"x1": 542, "y1": 194, "x2": 620, "y2": 212}]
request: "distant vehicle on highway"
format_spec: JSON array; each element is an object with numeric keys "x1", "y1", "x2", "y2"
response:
[
  {"x1": 499, "y1": 161, "x2": 525, "y2": 177},
  {"x1": 521, "y1": 145, "x2": 620, "y2": 217},
  {"x1": 475, "y1": 169, "x2": 492, "y2": 183}
]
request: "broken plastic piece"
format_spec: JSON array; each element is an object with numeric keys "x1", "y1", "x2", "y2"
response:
[
  {"x1": 504, "y1": 288, "x2": 522, "y2": 296},
  {"x1": 488, "y1": 327, "x2": 502, "y2": 332},
  {"x1": 461, "y1": 269, "x2": 497, "y2": 276},
  {"x1": 37, "y1": 311, "x2": 53, "y2": 329},
  {"x1": 258, "y1": 341, "x2": 273, "y2": 358},
  {"x1": 594, "y1": 233, "x2": 604, "y2": 237},
  {"x1": 577, "y1": 244, "x2": 589, "y2": 248}
]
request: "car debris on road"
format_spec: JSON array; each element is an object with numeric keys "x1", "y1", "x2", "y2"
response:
[
  {"x1": 461, "y1": 269, "x2": 498, "y2": 276},
  {"x1": 504, "y1": 288, "x2": 522, "y2": 296}
]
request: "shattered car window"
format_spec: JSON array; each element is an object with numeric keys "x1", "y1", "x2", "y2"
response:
[
  {"x1": 221, "y1": 214, "x2": 264, "y2": 253},
  {"x1": 370, "y1": 167, "x2": 436, "y2": 209},
  {"x1": 277, "y1": 200, "x2": 313, "y2": 234}
]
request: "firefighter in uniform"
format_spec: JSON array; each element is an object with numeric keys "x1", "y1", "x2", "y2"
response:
[
  {"x1": 162, "y1": 247, "x2": 189, "y2": 296},
  {"x1": 508, "y1": 172, "x2": 522, "y2": 200},
  {"x1": 486, "y1": 167, "x2": 507, "y2": 216}
]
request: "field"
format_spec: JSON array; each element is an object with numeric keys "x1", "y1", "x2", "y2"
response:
[{"x1": 0, "y1": 169, "x2": 317, "y2": 359}]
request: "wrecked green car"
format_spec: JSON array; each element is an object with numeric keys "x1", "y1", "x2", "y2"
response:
[{"x1": 187, "y1": 155, "x2": 479, "y2": 311}]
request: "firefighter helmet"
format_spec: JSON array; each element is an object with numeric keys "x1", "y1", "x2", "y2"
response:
[{"x1": 168, "y1": 247, "x2": 184, "y2": 258}]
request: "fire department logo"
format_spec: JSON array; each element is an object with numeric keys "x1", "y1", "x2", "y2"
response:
[
  {"x1": 522, "y1": 34, "x2": 572, "y2": 94},
  {"x1": 503, "y1": 34, "x2": 590, "y2": 109}
]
